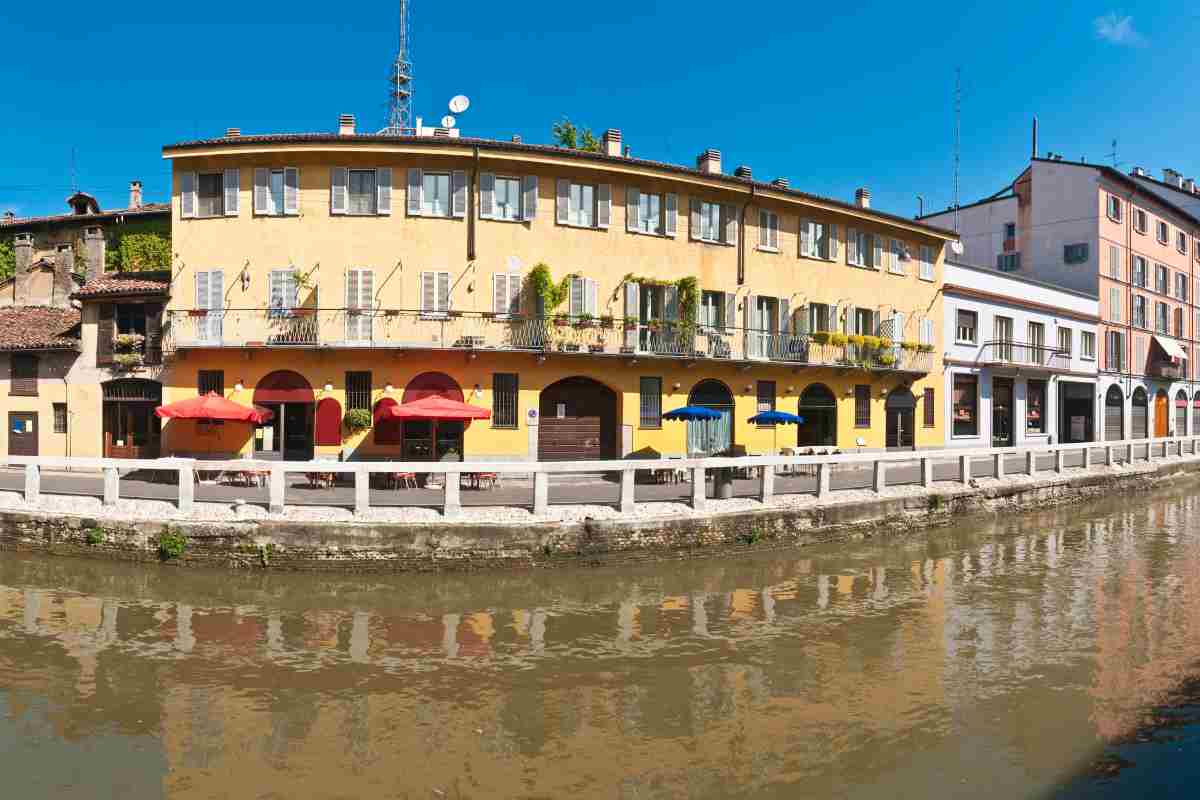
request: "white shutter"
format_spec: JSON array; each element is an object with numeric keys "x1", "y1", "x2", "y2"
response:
[
  {"x1": 570, "y1": 276, "x2": 584, "y2": 317},
  {"x1": 723, "y1": 203, "x2": 737, "y2": 244},
  {"x1": 377, "y1": 167, "x2": 392, "y2": 215},
  {"x1": 758, "y1": 210, "x2": 768, "y2": 248},
  {"x1": 521, "y1": 175, "x2": 537, "y2": 221},
  {"x1": 283, "y1": 167, "x2": 300, "y2": 215},
  {"x1": 556, "y1": 178, "x2": 570, "y2": 224},
  {"x1": 209, "y1": 270, "x2": 224, "y2": 340},
  {"x1": 778, "y1": 299, "x2": 790, "y2": 333},
  {"x1": 725, "y1": 292, "x2": 736, "y2": 334},
  {"x1": 921, "y1": 318, "x2": 934, "y2": 345},
  {"x1": 796, "y1": 303, "x2": 809, "y2": 334},
  {"x1": 254, "y1": 168, "x2": 269, "y2": 215},
  {"x1": 479, "y1": 172, "x2": 495, "y2": 219},
  {"x1": 195, "y1": 272, "x2": 210, "y2": 322},
  {"x1": 508, "y1": 273, "x2": 521, "y2": 315},
  {"x1": 492, "y1": 274, "x2": 506, "y2": 315},
  {"x1": 331, "y1": 167, "x2": 348, "y2": 215},
  {"x1": 451, "y1": 170, "x2": 467, "y2": 218},
  {"x1": 285, "y1": 271, "x2": 299, "y2": 309},
  {"x1": 828, "y1": 224, "x2": 839, "y2": 260},
  {"x1": 597, "y1": 183, "x2": 611, "y2": 229},
  {"x1": 689, "y1": 199, "x2": 702, "y2": 241},
  {"x1": 665, "y1": 193, "x2": 677, "y2": 237},
  {"x1": 269, "y1": 270, "x2": 284, "y2": 310},
  {"x1": 846, "y1": 227, "x2": 858, "y2": 265},
  {"x1": 799, "y1": 219, "x2": 811, "y2": 258},
  {"x1": 624, "y1": 281, "x2": 640, "y2": 348},
  {"x1": 664, "y1": 285, "x2": 679, "y2": 322},
  {"x1": 770, "y1": 214, "x2": 779, "y2": 250},
  {"x1": 437, "y1": 271, "x2": 450, "y2": 312},
  {"x1": 223, "y1": 168, "x2": 239, "y2": 216},
  {"x1": 421, "y1": 272, "x2": 435, "y2": 313},
  {"x1": 407, "y1": 168, "x2": 423, "y2": 216},
  {"x1": 873, "y1": 235, "x2": 883, "y2": 270},
  {"x1": 181, "y1": 171, "x2": 196, "y2": 219},
  {"x1": 626, "y1": 186, "x2": 640, "y2": 232},
  {"x1": 346, "y1": 269, "x2": 359, "y2": 309}
]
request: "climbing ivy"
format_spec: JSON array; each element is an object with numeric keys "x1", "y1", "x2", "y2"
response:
[
  {"x1": 106, "y1": 219, "x2": 172, "y2": 272},
  {"x1": 0, "y1": 238, "x2": 13, "y2": 283},
  {"x1": 525, "y1": 263, "x2": 577, "y2": 315},
  {"x1": 620, "y1": 273, "x2": 699, "y2": 326}
]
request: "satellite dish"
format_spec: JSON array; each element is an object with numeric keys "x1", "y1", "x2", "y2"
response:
[
  {"x1": 441, "y1": 115, "x2": 456, "y2": 129},
  {"x1": 950, "y1": 241, "x2": 964, "y2": 255},
  {"x1": 449, "y1": 95, "x2": 470, "y2": 114}
]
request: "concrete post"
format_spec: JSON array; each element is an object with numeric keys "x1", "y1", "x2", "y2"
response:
[
  {"x1": 1026, "y1": 450, "x2": 1036, "y2": 475},
  {"x1": 443, "y1": 470, "x2": 461, "y2": 517},
  {"x1": 691, "y1": 467, "x2": 706, "y2": 510},
  {"x1": 993, "y1": 452, "x2": 1005, "y2": 479},
  {"x1": 269, "y1": 467, "x2": 285, "y2": 514},
  {"x1": 759, "y1": 464, "x2": 775, "y2": 503},
  {"x1": 533, "y1": 471, "x2": 549, "y2": 515},
  {"x1": 177, "y1": 466, "x2": 194, "y2": 513},
  {"x1": 873, "y1": 460, "x2": 886, "y2": 493},
  {"x1": 816, "y1": 463, "x2": 830, "y2": 497},
  {"x1": 921, "y1": 458, "x2": 933, "y2": 488},
  {"x1": 1127, "y1": 443, "x2": 1134, "y2": 463},
  {"x1": 619, "y1": 469, "x2": 635, "y2": 513},
  {"x1": 103, "y1": 467, "x2": 119, "y2": 506},
  {"x1": 354, "y1": 468, "x2": 370, "y2": 516},
  {"x1": 1146, "y1": 441, "x2": 1154, "y2": 462},
  {"x1": 959, "y1": 454, "x2": 971, "y2": 484},
  {"x1": 1105, "y1": 445, "x2": 1114, "y2": 466},
  {"x1": 1055, "y1": 449, "x2": 1064, "y2": 473},
  {"x1": 23, "y1": 464, "x2": 39, "y2": 505},
  {"x1": 1080, "y1": 446, "x2": 1089, "y2": 470}
]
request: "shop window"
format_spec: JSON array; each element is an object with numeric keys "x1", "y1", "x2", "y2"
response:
[
  {"x1": 953, "y1": 374, "x2": 978, "y2": 436},
  {"x1": 1027, "y1": 380, "x2": 1046, "y2": 433}
]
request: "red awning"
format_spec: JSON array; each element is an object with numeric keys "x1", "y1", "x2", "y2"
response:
[
  {"x1": 253, "y1": 370, "x2": 314, "y2": 404},
  {"x1": 155, "y1": 392, "x2": 274, "y2": 423},
  {"x1": 386, "y1": 395, "x2": 491, "y2": 421},
  {"x1": 1177, "y1": 398, "x2": 1190, "y2": 408}
]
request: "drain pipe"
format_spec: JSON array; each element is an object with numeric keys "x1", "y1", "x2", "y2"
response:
[
  {"x1": 467, "y1": 145, "x2": 479, "y2": 262},
  {"x1": 737, "y1": 185, "x2": 755, "y2": 286}
]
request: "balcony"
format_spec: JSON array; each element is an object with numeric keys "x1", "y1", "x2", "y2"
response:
[
  {"x1": 161, "y1": 310, "x2": 933, "y2": 374},
  {"x1": 1147, "y1": 360, "x2": 1183, "y2": 380},
  {"x1": 979, "y1": 340, "x2": 1070, "y2": 371}
]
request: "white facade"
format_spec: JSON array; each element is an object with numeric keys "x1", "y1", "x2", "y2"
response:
[{"x1": 943, "y1": 261, "x2": 1100, "y2": 448}]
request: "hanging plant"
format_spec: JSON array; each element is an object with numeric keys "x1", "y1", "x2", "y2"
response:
[
  {"x1": 901, "y1": 340, "x2": 920, "y2": 351},
  {"x1": 113, "y1": 352, "x2": 143, "y2": 370},
  {"x1": 810, "y1": 331, "x2": 831, "y2": 345},
  {"x1": 113, "y1": 333, "x2": 145, "y2": 353}
]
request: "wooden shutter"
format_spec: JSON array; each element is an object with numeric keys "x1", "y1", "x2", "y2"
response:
[
  {"x1": 624, "y1": 281, "x2": 640, "y2": 348},
  {"x1": 556, "y1": 178, "x2": 570, "y2": 224},
  {"x1": 451, "y1": 170, "x2": 467, "y2": 218},
  {"x1": 923, "y1": 388, "x2": 935, "y2": 427},
  {"x1": 223, "y1": 168, "x2": 239, "y2": 216},
  {"x1": 96, "y1": 303, "x2": 114, "y2": 365},
  {"x1": 421, "y1": 272, "x2": 435, "y2": 312},
  {"x1": 180, "y1": 172, "x2": 196, "y2": 218},
  {"x1": 689, "y1": 199, "x2": 702, "y2": 241},
  {"x1": 665, "y1": 193, "x2": 677, "y2": 237},
  {"x1": 479, "y1": 172, "x2": 495, "y2": 219},
  {"x1": 722, "y1": 203, "x2": 737, "y2": 244},
  {"x1": 407, "y1": 168, "x2": 423, "y2": 215},
  {"x1": 437, "y1": 271, "x2": 450, "y2": 312},
  {"x1": 283, "y1": 167, "x2": 299, "y2": 215},
  {"x1": 254, "y1": 168, "x2": 269, "y2": 215},
  {"x1": 626, "y1": 187, "x2": 640, "y2": 232},
  {"x1": 829, "y1": 224, "x2": 839, "y2": 260},
  {"x1": 758, "y1": 210, "x2": 768, "y2": 248},
  {"x1": 521, "y1": 175, "x2": 538, "y2": 221},
  {"x1": 376, "y1": 167, "x2": 392, "y2": 215},
  {"x1": 597, "y1": 184, "x2": 611, "y2": 229},
  {"x1": 331, "y1": 167, "x2": 348, "y2": 214},
  {"x1": 799, "y1": 219, "x2": 811, "y2": 257},
  {"x1": 144, "y1": 303, "x2": 163, "y2": 365}
]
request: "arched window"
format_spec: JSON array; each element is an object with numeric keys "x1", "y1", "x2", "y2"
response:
[
  {"x1": 315, "y1": 397, "x2": 342, "y2": 446},
  {"x1": 373, "y1": 397, "x2": 401, "y2": 445}
]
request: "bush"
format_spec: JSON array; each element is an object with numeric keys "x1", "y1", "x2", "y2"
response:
[
  {"x1": 158, "y1": 528, "x2": 187, "y2": 560},
  {"x1": 85, "y1": 528, "x2": 104, "y2": 546},
  {"x1": 343, "y1": 408, "x2": 372, "y2": 434}
]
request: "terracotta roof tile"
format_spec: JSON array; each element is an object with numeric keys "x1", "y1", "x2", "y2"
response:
[
  {"x1": 0, "y1": 306, "x2": 80, "y2": 351},
  {"x1": 72, "y1": 270, "x2": 170, "y2": 299},
  {"x1": 0, "y1": 203, "x2": 170, "y2": 230}
]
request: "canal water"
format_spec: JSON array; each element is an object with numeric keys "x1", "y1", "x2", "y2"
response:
[{"x1": 4, "y1": 486, "x2": 1200, "y2": 798}]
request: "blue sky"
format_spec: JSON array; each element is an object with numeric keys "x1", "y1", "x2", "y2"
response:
[{"x1": 2, "y1": 1, "x2": 1198, "y2": 220}]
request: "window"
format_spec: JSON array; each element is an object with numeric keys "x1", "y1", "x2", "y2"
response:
[
  {"x1": 1057, "y1": 327, "x2": 1072, "y2": 356},
  {"x1": 758, "y1": 210, "x2": 779, "y2": 251},
  {"x1": 197, "y1": 172, "x2": 225, "y2": 217},
  {"x1": 995, "y1": 316, "x2": 1014, "y2": 360},
  {"x1": 1177, "y1": 273, "x2": 1189, "y2": 301},
  {"x1": 269, "y1": 270, "x2": 299, "y2": 316},
  {"x1": 9, "y1": 354, "x2": 37, "y2": 396},
  {"x1": 253, "y1": 167, "x2": 299, "y2": 216},
  {"x1": 1175, "y1": 307, "x2": 1185, "y2": 338},
  {"x1": 690, "y1": 199, "x2": 734, "y2": 244},
  {"x1": 346, "y1": 371, "x2": 372, "y2": 412},
  {"x1": 1108, "y1": 287, "x2": 1121, "y2": 323},
  {"x1": 1109, "y1": 244, "x2": 1121, "y2": 279},
  {"x1": 1081, "y1": 331, "x2": 1095, "y2": 359},
  {"x1": 699, "y1": 290, "x2": 726, "y2": 329},
  {"x1": 1027, "y1": 380, "x2": 1046, "y2": 434},
  {"x1": 956, "y1": 309, "x2": 977, "y2": 343},
  {"x1": 1106, "y1": 331, "x2": 1125, "y2": 371},
  {"x1": 493, "y1": 373, "x2": 518, "y2": 428},
  {"x1": 53, "y1": 403, "x2": 67, "y2": 434},
  {"x1": 1132, "y1": 256, "x2": 1147, "y2": 287},
  {"x1": 198, "y1": 370, "x2": 224, "y2": 395},
  {"x1": 997, "y1": 252, "x2": 1021, "y2": 271},
  {"x1": 923, "y1": 388, "x2": 935, "y2": 427},
  {"x1": 1133, "y1": 295, "x2": 1147, "y2": 328},
  {"x1": 421, "y1": 172, "x2": 451, "y2": 217},
  {"x1": 1156, "y1": 264, "x2": 1169, "y2": 294},
  {"x1": 115, "y1": 303, "x2": 149, "y2": 336},
  {"x1": 1156, "y1": 301, "x2": 1169, "y2": 334},
  {"x1": 809, "y1": 302, "x2": 836, "y2": 333},
  {"x1": 569, "y1": 276, "x2": 599, "y2": 319},
  {"x1": 854, "y1": 385, "x2": 871, "y2": 428},
  {"x1": 348, "y1": 169, "x2": 378, "y2": 215},
  {"x1": 919, "y1": 245, "x2": 935, "y2": 281},
  {"x1": 887, "y1": 238, "x2": 908, "y2": 275},
  {"x1": 846, "y1": 228, "x2": 879, "y2": 269},
  {"x1": 420, "y1": 271, "x2": 451, "y2": 316},
  {"x1": 755, "y1": 381, "x2": 776, "y2": 423},
  {"x1": 1178, "y1": 231, "x2": 1189, "y2": 255},
  {"x1": 569, "y1": 182, "x2": 595, "y2": 227},
  {"x1": 1157, "y1": 220, "x2": 1169, "y2": 244},
  {"x1": 800, "y1": 219, "x2": 838, "y2": 260},
  {"x1": 637, "y1": 192, "x2": 663, "y2": 235},
  {"x1": 1064, "y1": 243, "x2": 1089, "y2": 264},
  {"x1": 920, "y1": 318, "x2": 934, "y2": 347},
  {"x1": 639, "y1": 377, "x2": 662, "y2": 428},
  {"x1": 492, "y1": 176, "x2": 522, "y2": 221},
  {"x1": 492, "y1": 271, "x2": 522, "y2": 318},
  {"x1": 1004, "y1": 222, "x2": 1017, "y2": 239},
  {"x1": 194, "y1": 270, "x2": 224, "y2": 340},
  {"x1": 1027, "y1": 322, "x2": 1044, "y2": 356},
  {"x1": 1107, "y1": 194, "x2": 1123, "y2": 222},
  {"x1": 1133, "y1": 208, "x2": 1147, "y2": 234},
  {"x1": 953, "y1": 374, "x2": 978, "y2": 436},
  {"x1": 406, "y1": 168, "x2": 464, "y2": 218},
  {"x1": 481, "y1": 173, "x2": 536, "y2": 222}
]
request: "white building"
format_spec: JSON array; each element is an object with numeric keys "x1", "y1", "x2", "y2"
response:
[{"x1": 944, "y1": 261, "x2": 1099, "y2": 448}]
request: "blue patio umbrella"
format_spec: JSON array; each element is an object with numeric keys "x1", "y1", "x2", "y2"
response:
[
  {"x1": 662, "y1": 406, "x2": 722, "y2": 456},
  {"x1": 747, "y1": 410, "x2": 805, "y2": 454}
]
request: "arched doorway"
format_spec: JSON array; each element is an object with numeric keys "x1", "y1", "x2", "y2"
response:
[
  {"x1": 687, "y1": 379, "x2": 734, "y2": 455},
  {"x1": 253, "y1": 370, "x2": 314, "y2": 460},
  {"x1": 400, "y1": 372, "x2": 466, "y2": 461},
  {"x1": 885, "y1": 388, "x2": 916, "y2": 450},
  {"x1": 103, "y1": 379, "x2": 161, "y2": 458},
  {"x1": 1104, "y1": 386, "x2": 1124, "y2": 441},
  {"x1": 1154, "y1": 389, "x2": 1169, "y2": 437},
  {"x1": 1131, "y1": 388, "x2": 1148, "y2": 439},
  {"x1": 1193, "y1": 392, "x2": 1200, "y2": 439},
  {"x1": 1176, "y1": 390, "x2": 1189, "y2": 437},
  {"x1": 797, "y1": 384, "x2": 837, "y2": 447},
  {"x1": 538, "y1": 377, "x2": 618, "y2": 461}
]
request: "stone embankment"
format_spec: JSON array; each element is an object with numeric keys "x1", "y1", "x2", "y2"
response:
[{"x1": 1, "y1": 456, "x2": 1197, "y2": 572}]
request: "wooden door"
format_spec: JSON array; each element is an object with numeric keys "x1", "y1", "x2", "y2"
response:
[
  {"x1": 8, "y1": 412, "x2": 37, "y2": 456},
  {"x1": 539, "y1": 417, "x2": 602, "y2": 461},
  {"x1": 886, "y1": 409, "x2": 914, "y2": 450},
  {"x1": 1154, "y1": 392, "x2": 1169, "y2": 437}
]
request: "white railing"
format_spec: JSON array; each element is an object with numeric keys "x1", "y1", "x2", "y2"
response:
[{"x1": 3, "y1": 437, "x2": 1198, "y2": 520}]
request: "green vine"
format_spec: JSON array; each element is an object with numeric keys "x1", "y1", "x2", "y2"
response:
[
  {"x1": 526, "y1": 263, "x2": 576, "y2": 315},
  {"x1": 620, "y1": 273, "x2": 698, "y2": 329},
  {"x1": 106, "y1": 218, "x2": 172, "y2": 272}
]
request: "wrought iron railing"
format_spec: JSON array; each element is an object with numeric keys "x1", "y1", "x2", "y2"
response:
[{"x1": 980, "y1": 340, "x2": 1070, "y2": 370}]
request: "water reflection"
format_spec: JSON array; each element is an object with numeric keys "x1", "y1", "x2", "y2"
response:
[{"x1": 5, "y1": 489, "x2": 1200, "y2": 797}]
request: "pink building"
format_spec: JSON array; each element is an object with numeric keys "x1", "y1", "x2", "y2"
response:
[{"x1": 924, "y1": 157, "x2": 1200, "y2": 441}]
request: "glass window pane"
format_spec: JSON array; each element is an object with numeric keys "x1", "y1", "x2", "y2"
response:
[
  {"x1": 268, "y1": 170, "x2": 284, "y2": 215},
  {"x1": 198, "y1": 173, "x2": 223, "y2": 216},
  {"x1": 348, "y1": 170, "x2": 376, "y2": 214}
]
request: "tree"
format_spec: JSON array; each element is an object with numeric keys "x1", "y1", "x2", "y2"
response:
[
  {"x1": 0, "y1": 238, "x2": 13, "y2": 284},
  {"x1": 551, "y1": 117, "x2": 601, "y2": 153}
]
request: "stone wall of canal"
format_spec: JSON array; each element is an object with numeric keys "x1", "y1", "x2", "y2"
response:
[{"x1": 2, "y1": 457, "x2": 1199, "y2": 572}]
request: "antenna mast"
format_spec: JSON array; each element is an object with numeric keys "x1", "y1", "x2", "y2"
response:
[
  {"x1": 953, "y1": 67, "x2": 962, "y2": 233},
  {"x1": 379, "y1": 0, "x2": 413, "y2": 135}
]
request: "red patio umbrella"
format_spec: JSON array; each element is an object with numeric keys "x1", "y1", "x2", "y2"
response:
[
  {"x1": 385, "y1": 395, "x2": 491, "y2": 421},
  {"x1": 155, "y1": 391, "x2": 274, "y2": 423}
]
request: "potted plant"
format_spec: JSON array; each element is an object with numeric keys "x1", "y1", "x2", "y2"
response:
[
  {"x1": 848, "y1": 334, "x2": 866, "y2": 348},
  {"x1": 575, "y1": 313, "x2": 595, "y2": 328},
  {"x1": 343, "y1": 408, "x2": 372, "y2": 435},
  {"x1": 188, "y1": 309, "x2": 209, "y2": 317},
  {"x1": 862, "y1": 335, "x2": 881, "y2": 350},
  {"x1": 553, "y1": 313, "x2": 570, "y2": 328},
  {"x1": 830, "y1": 332, "x2": 848, "y2": 347},
  {"x1": 878, "y1": 337, "x2": 894, "y2": 350},
  {"x1": 113, "y1": 352, "x2": 143, "y2": 371},
  {"x1": 877, "y1": 352, "x2": 896, "y2": 366},
  {"x1": 599, "y1": 315, "x2": 615, "y2": 329},
  {"x1": 901, "y1": 340, "x2": 919, "y2": 351},
  {"x1": 646, "y1": 318, "x2": 662, "y2": 332},
  {"x1": 623, "y1": 316, "x2": 639, "y2": 330},
  {"x1": 114, "y1": 333, "x2": 145, "y2": 352},
  {"x1": 918, "y1": 342, "x2": 935, "y2": 353},
  {"x1": 810, "y1": 330, "x2": 831, "y2": 345}
]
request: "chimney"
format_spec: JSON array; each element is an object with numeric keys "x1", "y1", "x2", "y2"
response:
[
  {"x1": 2, "y1": 210, "x2": 13, "y2": 223},
  {"x1": 771, "y1": 177, "x2": 790, "y2": 189},
  {"x1": 338, "y1": 114, "x2": 356, "y2": 136},
  {"x1": 14, "y1": 233, "x2": 33, "y2": 273},
  {"x1": 128, "y1": 180, "x2": 143, "y2": 210},
  {"x1": 511, "y1": 134, "x2": 522, "y2": 144},
  {"x1": 601, "y1": 129, "x2": 622, "y2": 157},
  {"x1": 225, "y1": 127, "x2": 241, "y2": 138},
  {"x1": 733, "y1": 165, "x2": 752, "y2": 179},
  {"x1": 52, "y1": 243, "x2": 76, "y2": 307},
  {"x1": 1132, "y1": 166, "x2": 1147, "y2": 177},
  {"x1": 83, "y1": 226, "x2": 105, "y2": 282},
  {"x1": 697, "y1": 149, "x2": 722, "y2": 175},
  {"x1": 1031, "y1": 116, "x2": 1038, "y2": 160},
  {"x1": 855, "y1": 187, "x2": 871, "y2": 209},
  {"x1": 1186, "y1": 178, "x2": 1197, "y2": 194}
]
